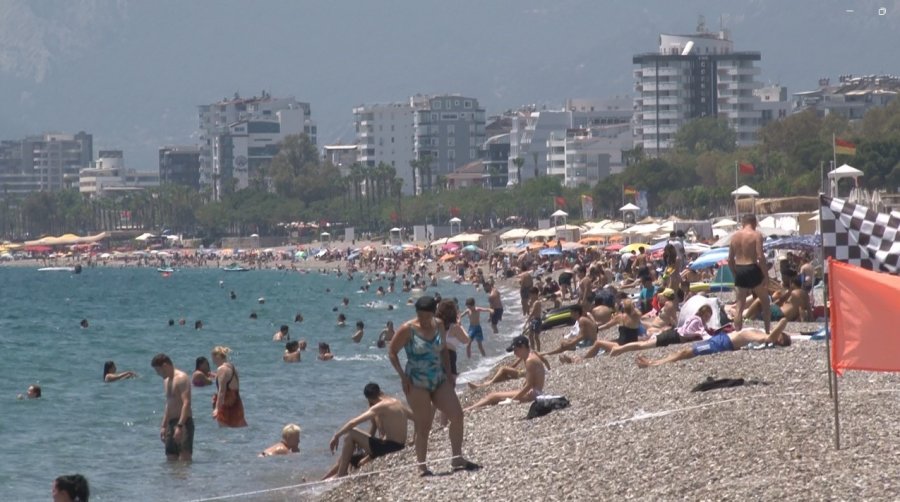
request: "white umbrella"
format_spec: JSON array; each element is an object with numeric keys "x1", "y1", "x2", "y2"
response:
[
  {"x1": 827, "y1": 164, "x2": 864, "y2": 178},
  {"x1": 447, "y1": 233, "x2": 482, "y2": 243},
  {"x1": 731, "y1": 185, "x2": 759, "y2": 197},
  {"x1": 712, "y1": 218, "x2": 738, "y2": 228},
  {"x1": 499, "y1": 228, "x2": 531, "y2": 240},
  {"x1": 582, "y1": 226, "x2": 621, "y2": 237},
  {"x1": 551, "y1": 209, "x2": 568, "y2": 217},
  {"x1": 619, "y1": 203, "x2": 640, "y2": 211}
]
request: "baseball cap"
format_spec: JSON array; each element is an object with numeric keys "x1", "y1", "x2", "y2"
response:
[
  {"x1": 660, "y1": 288, "x2": 676, "y2": 298},
  {"x1": 414, "y1": 296, "x2": 437, "y2": 313},
  {"x1": 506, "y1": 335, "x2": 529, "y2": 352}
]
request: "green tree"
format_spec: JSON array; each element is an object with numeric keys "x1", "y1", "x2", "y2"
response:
[{"x1": 674, "y1": 116, "x2": 737, "y2": 154}]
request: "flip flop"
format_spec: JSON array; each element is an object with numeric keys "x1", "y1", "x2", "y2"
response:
[
  {"x1": 452, "y1": 460, "x2": 482, "y2": 472},
  {"x1": 419, "y1": 469, "x2": 434, "y2": 477}
]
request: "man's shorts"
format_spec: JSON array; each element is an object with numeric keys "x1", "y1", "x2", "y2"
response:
[
  {"x1": 490, "y1": 308, "x2": 504, "y2": 325},
  {"x1": 691, "y1": 333, "x2": 735, "y2": 356},
  {"x1": 468, "y1": 324, "x2": 484, "y2": 342},
  {"x1": 165, "y1": 417, "x2": 194, "y2": 456}
]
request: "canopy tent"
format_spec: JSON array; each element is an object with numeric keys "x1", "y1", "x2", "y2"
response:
[
  {"x1": 619, "y1": 203, "x2": 640, "y2": 211},
  {"x1": 499, "y1": 228, "x2": 531, "y2": 241},
  {"x1": 711, "y1": 218, "x2": 738, "y2": 229},
  {"x1": 828, "y1": 163, "x2": 864, "y2": 178},
  {"x1": 447, "y1": 233, "x2": 482, "y2": 243},
  {"x1": 582, "y1": 226, "x2": 622, "y2": 237},
  {"x1": 731, "y1": 185, "x2": 759, "y2": 197},
  {"x1": 622, "y1": 223, "x2": 660, "y2": 236},
  {"x1": 135, "y1": 232, "x2": 156, "y2": 241}
]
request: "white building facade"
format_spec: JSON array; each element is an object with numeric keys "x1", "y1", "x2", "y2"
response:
[
  {"x1": 79, "y1": 150, "x2": 159, "y2": 198},
  {"x1": 352, "y1": 102, "x2": 416, "y2": 194},
  {"x1": 633, "y1": 26, "x2": 763, "y2": 154},
  {"x1": 412, "y1": 94, "x2": 486, "y2": 194}
]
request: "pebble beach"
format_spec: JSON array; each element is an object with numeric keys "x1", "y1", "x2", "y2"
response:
[{"x1": 309, "y1": 317, "x2": 900, "y2": 502}]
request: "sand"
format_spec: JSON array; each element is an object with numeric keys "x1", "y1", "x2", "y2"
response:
[{"x1": 309, "y1": 317, "x2": 900, "y2": 501}]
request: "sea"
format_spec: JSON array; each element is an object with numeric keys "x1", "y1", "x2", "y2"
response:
[{"x1": 0, "y1": 265, "x2": 524, "y2": 501}]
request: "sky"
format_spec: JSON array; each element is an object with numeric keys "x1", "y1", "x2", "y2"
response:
[{"x1": 0, "y1": 0, "x2": 898, "y2": 170}]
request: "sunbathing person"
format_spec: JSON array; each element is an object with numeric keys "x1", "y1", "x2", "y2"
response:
[
  {"x1": 610, "y1": 304, "x2": 713, "y2": 357},
  {"x1": 467, "y1": 351, "x2": 550, "y2": 390},
  {"x1": 636, "y1": 318, "x2": 793, "y2": 368},
  {"x1": 738, "y1": 276, "x2": 812, "y2": 323},
  {"x1": 557, "y1": 300, "x2": 651, "y2": 364},
  {"x1": 465, "y1": 336, "x2": 545, "y2": 412},
  {"x1": 542, "y1": 304, "x2": 598, "y2": 356},
  {"x1": 640, "y1": 288, "x2": 679, "y2": 335}
]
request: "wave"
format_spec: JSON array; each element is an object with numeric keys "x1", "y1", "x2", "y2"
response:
[{"x1": 332, "y1": 353, "x2": 387, "y2": 362}]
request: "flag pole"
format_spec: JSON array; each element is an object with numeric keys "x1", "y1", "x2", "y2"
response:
[
  {"x1": 821, "y1": 197, "x2": 833, "y2": 400},
  {"x1": 734, "y1": 160, "x2": 738, "y2": 191},
  {"x1": 832, "y1": 133, "x2": 837, "y2": 197},
  {"x1": 826, "y1": 258, "x2": 840, "y2": 449}
]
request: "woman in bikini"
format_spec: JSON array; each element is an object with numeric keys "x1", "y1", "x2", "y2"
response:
[
  {"x1": 388, "y1": 296, "x2": 478, "y2": 476},
  {"x1": 211, "y1": 346, "x2": 247, "y2": 428}
]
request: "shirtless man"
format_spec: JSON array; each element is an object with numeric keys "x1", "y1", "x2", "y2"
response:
[
  {"x1": 273, "y1": 325, "x2": 290, "y2": 341},
  {"x1": 284, "y1": 340, "x2": 302, "y2": 362},
  {"x1": 151, "y1": 353, "x2": 193, "y2": 461},
  {"x1": 461, "y1": 298, "x2": 493, "y2": 358},
  {"x1": 259, "y1": 423, "x2": 301, "y2": 457},
  {"x1": 465, "y1": 336, "x2": 546, "y2": 412},
  {"x1": 466, "y1": 351, "x2": 551, "y2": 390},
  {"x1": 323, "y1": 383, "x2": 413, "y2": 479},
  {"x1": 486, "y1": 281, "x2": 504, "y2": 334},
  {"x1": 517, "y1": 266, "x2": 534, "y2": 315},
  {"x1": 542, "y1": 304, "x2": 598, "y2": 356},
  {"x1": 729, "y1": 214, "x2": 771, "y2": 333},
  {"x1": 576, "y1": 267, "x2": 595, "y2": 310},
  {"x1": 741, "y1": 276, "x2": 812, "y2": 323},
  {"x1": 636, "y1": 318, "x2": 793, "y2": 368}
]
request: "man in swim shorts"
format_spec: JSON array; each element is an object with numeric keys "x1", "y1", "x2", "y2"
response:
[
  {"x1": 486, "y1": 281, "x2": 504, "y2": 334},
  {"x1": 151, "y1": 353, "x2": 193, "y2": 461},
  {"x1": 324, "y1": 382, "x2": 413, "y2": 479},
  {"x1": 729, "y1": 214, "x2": 771, "y2": 333},
  {"x1": 543, "y1": 304, "x2": 598, "y2": 356},
  {"x1": 462, "y1": 297, "x2": 492, "y2": 359},
  {"x1": 636, "y1": 318, "x2": 793, "y2": 368},
  {"x1": 465, "y1": 336, "x2": 546, "y2": 412}
]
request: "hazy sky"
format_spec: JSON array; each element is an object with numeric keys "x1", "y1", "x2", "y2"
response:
[{"x1": 1, "y1": 0, "x2": 898, "y2": 170}]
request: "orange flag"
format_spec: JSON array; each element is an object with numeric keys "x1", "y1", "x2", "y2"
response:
[{"x1": 829, "y1": 258, "x2": 900, "y2": 375}]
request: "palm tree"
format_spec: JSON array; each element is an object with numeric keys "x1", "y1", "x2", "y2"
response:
[{"x1": 512, "y1": 157, "x2": 525, "y2": 185}]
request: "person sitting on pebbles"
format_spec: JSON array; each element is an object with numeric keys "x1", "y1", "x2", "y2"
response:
[
  {"x1": 465, "y1": 336, "x2": 545, "y2": 413},
  {"x1": 467, "y1": 350, "x2": 550, "y2": 390},
  {"x1": 636, "y1": 318, "x2": 793, "y2": 368}
]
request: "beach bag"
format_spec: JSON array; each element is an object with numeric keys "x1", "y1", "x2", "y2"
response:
[{"x1": 525, "y1": 395, "x2": 569, "y2": 419}]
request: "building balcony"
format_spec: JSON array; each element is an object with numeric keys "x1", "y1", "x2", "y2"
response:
[
  {"x1": 641, "y1": 67, "x2": 682, "y2": 78},
  {"x1": 717, "y1": 66, "x2": 761, "y2": 76}
]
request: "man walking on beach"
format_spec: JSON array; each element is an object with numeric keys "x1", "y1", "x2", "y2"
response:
[
  {"x1": 324, "y1": 383, "x2": 413, "y2": 479},
  {"x1": 466, "y1": 336, "x2": 545, "y2": 412},
  {"x1": 729, "y1": 214, "x2": 771, "y2": 333},
  {"x1": 486, "y1": 280, "x2": 504, "y2": 334},
  {"x1": 151, "y1": 353, "x2": 193, "y2": 461},
  {"x1": 517, "y1": 265, "x2": 533, "y2": 315}
]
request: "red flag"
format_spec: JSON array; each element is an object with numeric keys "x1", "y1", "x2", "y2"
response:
[
  {"x1": 829, "y1": 259, "x2": 900, "y2": 375},
  {"x1": 834, "y1": 138, "x2": 857, "y2": 156},
  {"x1": 555, "y1": 196, "x2": 566, "y2": 208},
  {"x1": 390, "y1": 211, "x2": 398, "y2": 223},
  {"x1": 449, "y1": 207, "x2": 460, "y2": 217},
  {"x1": 739, "y1": 163, "x2": 755, "y2": 175},
  {"x1": 623, "y1": 186, "x2": 637, "y2": 196}
]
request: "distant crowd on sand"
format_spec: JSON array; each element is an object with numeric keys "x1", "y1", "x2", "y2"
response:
[{"x1": 35, "y1": 214, "x2": 817, "y2": 498}]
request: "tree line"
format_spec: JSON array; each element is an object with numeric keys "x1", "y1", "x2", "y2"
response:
[{"x1": 3, "y1": 98, "x2": 899, "y2": 241}]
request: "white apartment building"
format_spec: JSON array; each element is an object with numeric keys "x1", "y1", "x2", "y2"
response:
[
  {"x1": 547, "y1": 124, "x2": 632, "y2": 187},
  {"x1": 352, "y1": 102, "x2": 416, "y2": 194},
  {"x1": 79, "y1": 150, "x2": 159, "y2": 198},
  {"x1": 794, "y1": 74, "x2": 900, "y2": 120},
  {"x1": 198, "y1": 93, "x2": 315, "y2": 199},
  {"x1": 412, "y1": 94, "x2": 486, "y2": 194},
  {"x1": 754, "y1": 85, "x2": 790, "y2": 127},
  {"x1": 633, "y1": 23, "x2": 763, "y2": 153}
]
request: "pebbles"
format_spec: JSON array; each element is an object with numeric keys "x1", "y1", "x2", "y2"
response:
[{"x1": 314, "y1": 319, "x2": 900, "y2": 501}]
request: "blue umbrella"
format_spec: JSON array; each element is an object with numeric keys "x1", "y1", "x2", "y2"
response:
[
  {"x1": 689, "y1": 247, "x2": 730, "y2": 270},
  {"x1": 539, "y1": 248, "x2": 562, "y2": 257},
  {"x1": 347, "y1": 251, "x2": 361, "y2": 261},
  {"x1": 764, "y1": 234, "x2": 822, "y2": 252}
]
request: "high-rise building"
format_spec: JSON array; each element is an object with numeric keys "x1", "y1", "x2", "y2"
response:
[
  {"x1": 0, "y1": 131, "x2": 93, "y2": 198},
  {"x1": 198, "y1": 92, "x2": 315, "y2": 199},
  {"x1": 352, "y1": 102, "x2": 416, "y2": 194},
  {"x1": 159, "y1": 146, "x2": 201, "y2": 190},
  {"x1": 412, "y1": 94, "x2": 485, "y2": 194},
  {"x1": 633, "y1": 21, "x2": 763, "y2": 153}
]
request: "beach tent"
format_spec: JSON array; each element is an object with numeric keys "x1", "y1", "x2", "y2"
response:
[{"x1": 677, "y1": 295, "x2": 724, "y2": 329}]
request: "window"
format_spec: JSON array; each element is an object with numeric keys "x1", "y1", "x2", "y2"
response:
[
  {"x1": 391, "y1": 137, "x2": 395, "y2": 143},
  {"x1": 448, "y1": 137, "x2": 455, "y2": 147},
  {"x1": 434, "y1": 100, "x2": 441, "y2": 109},
  {"x1": 464, "y1": 100, "x2": 472, "y2": 108},
  {"x1": 469, "y1": 148, "x2": 476, "y2": 159}
]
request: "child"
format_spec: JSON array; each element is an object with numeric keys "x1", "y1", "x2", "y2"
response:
[
  {"x1": 461, "y1": 297, "x2": 493, "y2": 358},
  {"x1": 525, "y1": 286, "x2": 543, "y2": 352},
  {"x1": 352, "y1": 320, "x2": 364, "y2": 343}
]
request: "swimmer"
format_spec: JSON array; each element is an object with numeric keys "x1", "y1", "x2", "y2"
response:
[
  {"x1": 219, "y1": 280, "x2": 224, "y2": 288},
  {"x1": 179, "y1": 319, "x2": 186, "y2": 326},
  {"x1": 194, "y1": 320, "x2": 203, "y2": 330},
  {"x1": 258, "y1": 297, "x2": 265, "y2": 304},
  {"x1": 168, "y1": 319, "x2": 175, "y2": 327},
  {"x1": 259, "y1": 423, "x2": 301, "y2": 457},
  {"x1": 192, "y1": 357, "x2": 216, "y2": 387},
  {"x1": 273, "y1": 325, "x2": 290, "y2": 341},
  {"x1": 17, "y1": 384, "x2": 41, "y2": 400},
  {"x1": 294, "y1": 312, "x2": 304, "y2": 323},
  {"x1": 284, "y1": 341, "x2": 302, "y2": 363},
  {"x1": 377, "y1": 321, "x2": 395, "y2": 348},
  {"x1": 230, "y1": 291, "x2": 237, "y2": 300},
  {"x1": 80, "y1": 319, "x2": 89, "y2": 329},
  {"x1": 103, "y1": 361, "x2": 137, "y2": 382},
  {"x1": 318, "y1": 342, "x2": 334, "y2": 361},
  {"x1": 52, "y1": 474, "x2": 89, "y2": 502},
  {"x1": 249, "y1": 312, "x2": 258, "y2": 320},
  {"x1": 342, "y1": 297, "x2": 350, "y2": 307},
  {"x1": 352, "y1": 321, "x2": 365, "y2": 343},
  {"x1": 337, "y1": 313, "x2": 347, "y2": 327}
]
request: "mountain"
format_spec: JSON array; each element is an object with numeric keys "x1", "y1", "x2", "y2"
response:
[{"x1": 0, "y1": 0, "x2": 898, "y2": 170}]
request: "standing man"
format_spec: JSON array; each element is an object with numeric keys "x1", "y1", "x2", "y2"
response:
[
  {"x1": 516, "y1": 265, "x2": 533, "y2": 315},
  {"x1": 728, "y1": 214, "x2": 771, "y2": 333},
  {"x1": 151, "y1": 353, "x2": 193, "y2": 462},
  {"x1": 486, "y1": 280, "x2": 504, "y2": 335}
]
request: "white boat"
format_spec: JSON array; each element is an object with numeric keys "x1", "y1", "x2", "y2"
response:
[
  {"x1": 38, "y1": 264, "x2": 82, "y2": 274},
  {"x1": 157, "y1": 267, "x2": 176, "y2": 273}
]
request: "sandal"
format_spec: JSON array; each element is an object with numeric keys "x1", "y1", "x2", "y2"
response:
[{"x1": 452, "y1": 460, "x2": 482, "y2": 472}]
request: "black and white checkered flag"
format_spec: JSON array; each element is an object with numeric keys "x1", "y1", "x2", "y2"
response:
[{"x1": 820, "y1": 195, "x2": 900, "y2": 274}]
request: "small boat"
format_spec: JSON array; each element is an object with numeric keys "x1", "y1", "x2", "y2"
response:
[
  {"x1": 39, "y1": 264, "x2": 82, "y2": 274},
  {"x1": 157, "y1": 267, "x2": 176, "y2": 273},
  {"x1": 222, "y1": 263, "x2": 249, "y2": 272}
]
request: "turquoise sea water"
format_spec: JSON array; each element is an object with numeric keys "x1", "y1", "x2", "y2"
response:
[{"x1": 0, "y1": 266, "x2": 522, "y2": 501}]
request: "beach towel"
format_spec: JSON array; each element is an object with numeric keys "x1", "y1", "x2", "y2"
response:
[
  {"x1": 525, "y1": 395, "x2": 569, "y2": 419},
  {"x1": 690, "y1": 377, "x2": 769, "y2": 392}
]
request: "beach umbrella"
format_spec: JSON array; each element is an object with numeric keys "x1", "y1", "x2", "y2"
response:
[
  {"x1": 442, "y1": 242, "x2": 460, "y2": 252},
  {"x1": 620, "y1": 242, "x2": 650, "y2": 254},
  {"x1": 539, "y1": 248, "x2": 562, "y2": 257},
  {"x1": 604, "y1": 243, "x2": 623, "y2": 252},
  {"x1": 712, "y1": 218, "x2": 738, "y2": 229},
  {"x1": 439, "y1": 253, "x2": 457, "y2": 262},
  {"x1": 347, "y1": 251, "x2": 361, "y2": 261},
  {"x1": 689, "y1": 247, "x2": 730, "y2": 270},
  {"x1": 462, "y1": 244, "x2": 485, "y2": 253}
]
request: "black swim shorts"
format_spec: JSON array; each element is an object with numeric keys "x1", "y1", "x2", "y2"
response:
[
  {"x1": 655, "y1": 328, "x2": 683, "y2": 347},
  {"x1": 733, "y1": 264, "x2": 765, "y2": 289},
  {"x1": 165, "y1": 417, "x2": 194, "y2": 456},
  {"x1": 369, "y1": 436, "x2": 404, "y2": 459}
]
